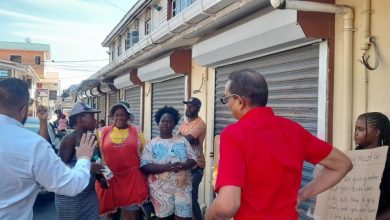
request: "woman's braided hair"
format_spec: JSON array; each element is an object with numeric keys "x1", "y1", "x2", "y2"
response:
[{"x1": 356, "y1": 112, "x2": 390, "y2": 149}]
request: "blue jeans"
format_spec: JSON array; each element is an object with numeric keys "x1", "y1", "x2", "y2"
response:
[{"x1": 191, "y1": 167, "x2": 204, "y2": 220}]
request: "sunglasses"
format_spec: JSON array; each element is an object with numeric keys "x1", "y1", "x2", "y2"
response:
[{"x1": 219, "y1": 94, "x2": 239, "y2": 104}]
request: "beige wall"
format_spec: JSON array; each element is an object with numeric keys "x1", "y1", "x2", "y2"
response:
[
  {"x1": 333, "y1": 0, "x2": 390, "y2": 150},
  {"x1": 204, "y1": 67, "x2": 217, "y2": 207},
  {"x1": 138, "y1": 8, "x2": 148, "y2": 40},
  {"x1": 191, "y1": 60, "x2": 221, "y2": 209},
  {"x1": 153, "y1": 0, "x2": 168, "y2": 28},
  {"x1": 190, "y1": 61, "x2": 208, "y2": 121},
  {"x1": 143, "y1": 82, "x2": 153, "y2": 142},
  {"x1": 190, "y1": 60, "x2": 209, "y2": 210}
]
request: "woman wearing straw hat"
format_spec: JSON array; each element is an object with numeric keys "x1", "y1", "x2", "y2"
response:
[{"x1": 96, "y1": 101, "x2": 148, "y2": 220}]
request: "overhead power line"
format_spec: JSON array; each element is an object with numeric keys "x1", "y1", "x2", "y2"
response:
[
  {"x1": 4, "y1": 59, "x2": 108, "y2": 66},
  {"x1": 104, "y1": 0, "x2": 126, "y2": 12},
  {"x1": 22, "y1": 63, "x2": 103, "y2": 68},
  {"x1": 47, "y1": 63, "x2": 104, "y2": 67},
  {"x1": 48, "y1": 67, "x2": 99, "y2": 72},
  {"x1": 45, "y1": 59, "x2": 108, "y2": 63}
]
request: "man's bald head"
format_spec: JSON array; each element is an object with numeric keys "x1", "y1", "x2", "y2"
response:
[{"x1": 227, "y1": 69, "x2": 268, "y2": 107}]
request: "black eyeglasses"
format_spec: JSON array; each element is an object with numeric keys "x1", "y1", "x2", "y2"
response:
[{"x1": 219, "y1": 94, "x2": 239, "y2": 104}]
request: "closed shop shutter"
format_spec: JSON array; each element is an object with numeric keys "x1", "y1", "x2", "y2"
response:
[
  {"x1": 151, "y1": 76, "x2": 185, "y2": 138},
  {"x1": 98, "y1": 95, "x2": 106, "y2": 122},
  {"x1": 124, "y1": 86, "x2": 142, "y2": 127},
  {"x1": 108, "y1": 92, "x2": 118, "y2": 125},
  {"x1": 214, "y1": 44, "x2": 320, "y2": 219}
]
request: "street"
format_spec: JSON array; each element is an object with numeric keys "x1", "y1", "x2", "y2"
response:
[
  {"x1": 33, "y1": 194, "x2": 56, "y2": 220},
  {"x1": 32, "y1": 195, "x2": 109, "y2": 220}
]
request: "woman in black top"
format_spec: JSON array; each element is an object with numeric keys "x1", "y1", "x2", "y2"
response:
[{"x1": 354, "y1": 112, "x2": 390, "y2": 219}]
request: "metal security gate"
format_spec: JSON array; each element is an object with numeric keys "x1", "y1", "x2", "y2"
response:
[
  {"x1": 151, "y1": 76, "x2": 185, "y2": 138},
  {"x1": 107, "y1": 92, "x2": 118, "y2": 125},
  {"x1": 124, "y1": 86, "x2": 142, "y2": 127},
  {"x1": 214, "y1": 44, "x2": 321, "y2": 219},
  {"x1": 97, "y1": 95, "x2": 106, "y2": 123}
]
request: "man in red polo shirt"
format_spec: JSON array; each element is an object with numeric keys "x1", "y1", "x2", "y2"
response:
[{"x1": 205, "y1": 69, "x2": 353, "y2": 220}]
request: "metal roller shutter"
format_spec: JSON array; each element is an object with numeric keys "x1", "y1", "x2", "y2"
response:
[
  {"x1": 214, "y1": 44, "x2": 320, "y2": 219},
  {"x1": 151, "y1": 76, "x2": 185, "y2": 138},
  {"x1": 124, "y1": 86, "x2": 142, "y2": 127},
  {"x1": 98, "y1": 95, "x2": 106, "y2": 122},
  {"x1": 108, "y1": 92, "x2": 118, "y2": 125}
]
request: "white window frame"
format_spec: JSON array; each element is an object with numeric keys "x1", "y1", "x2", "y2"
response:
[
  {"x1": 126, "y1": 30, "x2": 139, "y2": 49},
  {"x1": 117, "y1": 35, "x2": 122, "y2": 56},
  {"x1": 145, "y1": 19, "x2": 151, "y2": 35},
  {"x1": 172, "y1": 0, "x2": 195, "y2": 17},
  {"x1": 0, "y1": 69, "x2": 9, "y2": 78},
  {"x1": 125, "y1": 29, "x2": 130, "y2": 50},
  {"x1": 34, "y1": 56, "x2": 41, "y2": 65},
  {"x1": 10, "y1": 55, "x2": 22, "y2": 63}
]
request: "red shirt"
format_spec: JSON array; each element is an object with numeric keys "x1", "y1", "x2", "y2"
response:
[{"x1": 215, "y1": 107, "x2": 332, "y2": 220}]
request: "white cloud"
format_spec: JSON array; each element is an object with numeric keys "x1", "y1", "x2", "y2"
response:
[
  {"x1": 4, "y1": 0, "x2": 119, "y2": 19},
  {"x1": 11, "y1": 22, "x2": 106, "y2": 45},
  {"x1": 1, "y1": 0, "x2": 136, "y2": 88}
]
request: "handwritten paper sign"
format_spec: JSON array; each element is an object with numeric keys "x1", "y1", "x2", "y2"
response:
[{"x1": 314, "y1": 146, "x2": 388, "y2": 220}]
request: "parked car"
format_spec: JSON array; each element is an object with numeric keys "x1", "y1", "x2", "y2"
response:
[{"x1": 24, "y1": 117, "x2": 63, "y2": 152}]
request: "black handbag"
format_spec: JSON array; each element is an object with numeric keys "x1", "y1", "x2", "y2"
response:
[
  {"x1": 140, "y1": 201, "x2": 157, "y2": 220},
  {"x1": 95, "y1": 174, "x2": 109, "y2": 189}
]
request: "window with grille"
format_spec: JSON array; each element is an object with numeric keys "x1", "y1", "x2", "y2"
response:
[
  {"x1": 131, "y1": 31, "x2": 139, "y2": 46},
  {"x1": 110, "y1": 44, "x2": 115, "y2": 61},
  {"x1": 145, "y1": 8, "x2": 152, "y2": 35},
  {"x1": 10, "y1": 55, "x2": 22, "y2": 63},
  {"x1": 34, "y1": 56, "x2": 41, "y2": 65},
  {"x1": 145, "y1": 19, "x2": 151, "y2": 35},
  {"x1": 126, "y1": 31, "x2": 139, "y2": 49},
  {"x1": 172, "y1": 0, "x2": 196, "y2": 17},
  {"x1": 117, "y1": 35, "x2": 122, "y2": 56},
  {"x1": 0, "y1": 69, "x2": 9, "y2": 78},
  {"x1": 125, "y1": 30, "x2": 130, "y2": 50}
]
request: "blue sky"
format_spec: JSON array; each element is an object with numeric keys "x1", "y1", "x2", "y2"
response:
[{"x1": 0, "y1": 0, "x2": 137, "y2": 89}]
